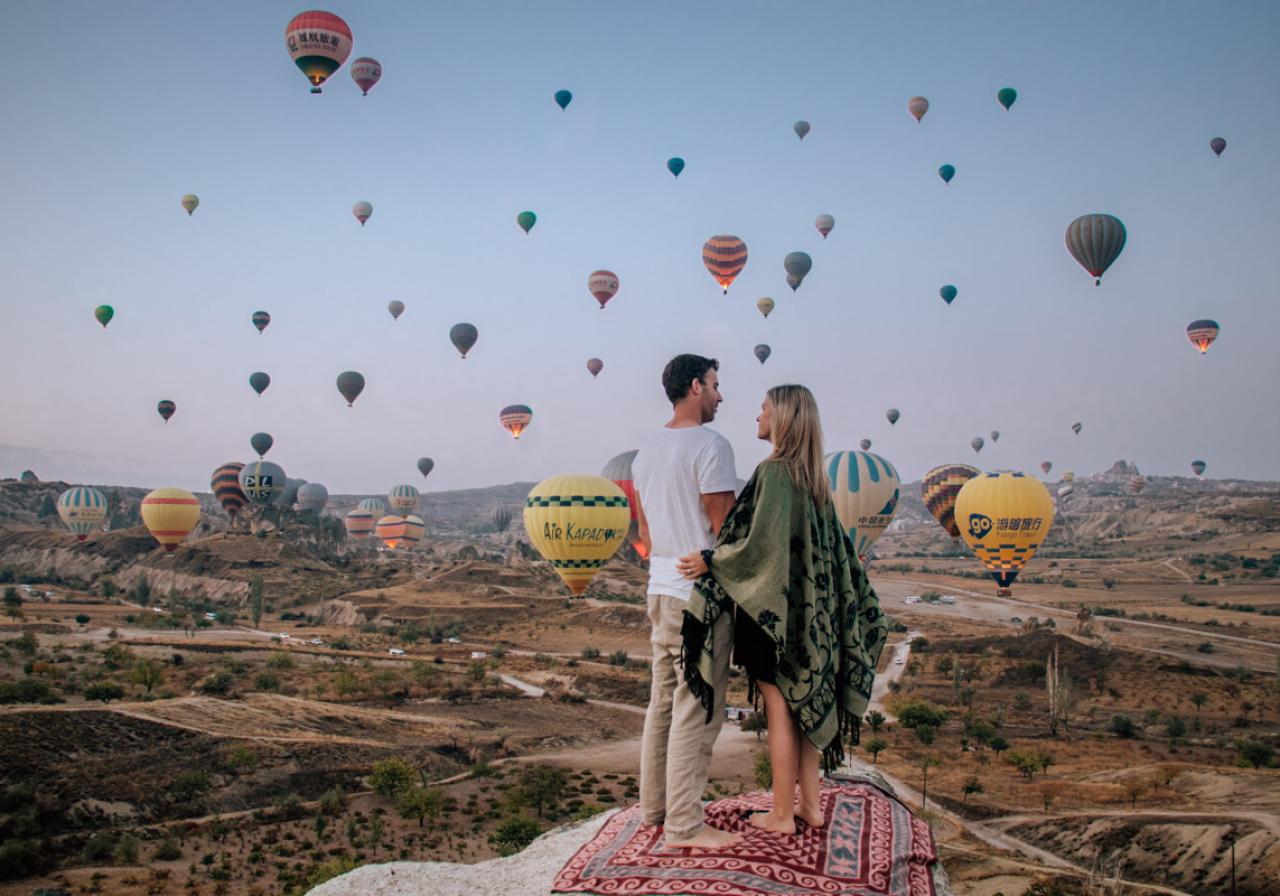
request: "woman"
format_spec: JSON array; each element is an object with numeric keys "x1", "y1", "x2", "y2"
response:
[{"x1": 677, "y1": 385, "x2": 886, "y2": 836}]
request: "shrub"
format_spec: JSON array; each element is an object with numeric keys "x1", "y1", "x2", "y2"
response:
[
  {"x1": 82, "y1": 831, "x2": 116, "y2": 861},
  {"x1": 0, "y1": 678, "x2": 60, "y2": 704},
  {"x1": 169, "y1": 769, "x2": 212, "y2": 803},
  {"x1": 1109, "y1": 715, "x2": 1136, "y2": 738},
  {"x1": 1196, "y1": 642, "x2": 1216, "y2": 654},
  {"x1": 369, "y1": 758, "x2": 416, "y2": 797},
  {"x1": 1237, "y1": 740, "x2": 1275, "y2": 769},
  {"x1": 83, "y1": 680, "x2": 125, "y2": 703},
  {"x1": 153, "y1": 836, "x2": 182, "y2": 860},
  {"x1": 891, "y1": 699, "x2": 947, "y2": 730},
  {"x1": 318, "y1": 787, "x2": 349, "y2": 816},
  {"x1": 199, "y1": 671, "x2": 234, "y2": 695},
  {"x1": 607, "y1": 650, "x2": 629, "y2": 666},
  {"x1": 489, "y1": 817, "x2": 542, "y2": 856}
]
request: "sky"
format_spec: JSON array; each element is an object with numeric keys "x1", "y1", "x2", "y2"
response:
[{"x1": 2, "y1": 1, "x2": 1278, "y2": 495}]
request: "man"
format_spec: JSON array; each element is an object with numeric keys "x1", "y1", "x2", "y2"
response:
[{"x1": 632, "y1": 354, "x2": 739, "y2": 848}]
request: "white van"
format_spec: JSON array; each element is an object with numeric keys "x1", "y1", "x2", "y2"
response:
[{"x1": 389, "y1": 647, "x2": 406, "y2": 656}]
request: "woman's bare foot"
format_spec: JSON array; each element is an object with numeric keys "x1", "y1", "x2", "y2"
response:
[
  {"x1": 665, "y1": 825, "x2": 742, "y2": 849},
  {"x1": 796, "y1": 803, "x2": 824, "y2": 829},
  {"x1": 747, "y1": 810, "x2": 796, "y2": 836}
]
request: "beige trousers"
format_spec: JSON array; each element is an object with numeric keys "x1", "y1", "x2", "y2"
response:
[{"x1": 639, "y1": 592, "x2": 732, "y2": 839}]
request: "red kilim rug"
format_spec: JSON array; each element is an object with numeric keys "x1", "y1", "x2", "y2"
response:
[{"x1": 553, "y1": 778, "x2": 937, "y2": 895}]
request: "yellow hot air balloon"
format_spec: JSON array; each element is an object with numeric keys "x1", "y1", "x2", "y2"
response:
[
  {"x1": 140, "y1": 488, "x2": 201, "y2": 553},
  {"x1": 954, "y1": 471, "x2": 1054, "y2": 596},
  {"x1": 523, "y1": 474, "x2": 630, "y2": 595}
]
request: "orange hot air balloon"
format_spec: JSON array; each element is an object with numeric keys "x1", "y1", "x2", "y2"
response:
[
  {"x1": 702, "y1": 235, "x2": 748, "y2": 293},
  {"x1": 375, "y1": 515, "x2": 407, "y2": 549},
  {"x1": 140, "y1": 488, "x2": 201, "y2": 552},
  {"x1": 500, "y1": 404, "x2": 533, "y2": 439}
]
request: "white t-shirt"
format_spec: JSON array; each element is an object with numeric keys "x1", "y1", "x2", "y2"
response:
[{"x1": 633, "y1": 426, "x2": 738, "y2": 600}]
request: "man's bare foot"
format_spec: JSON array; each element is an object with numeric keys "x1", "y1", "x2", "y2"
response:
[
  {"x1": 796, "y1": 803, "x2": 824, "y2": 829},
  {"x1": 665, "y1": 825, "x2": 741, "y2": 849},
  {"x1": 747, "y1": 810, "x2": 796, "y2": 836}
]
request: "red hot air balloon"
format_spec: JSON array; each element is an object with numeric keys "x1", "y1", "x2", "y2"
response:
[
  {"x1": 285, "y1": 11, "x2": 353, "y2": 94},
  {"x1": 602, "y1": 449, "x2": 648, "y2": 559},
  {"x1": 350, "y1": 57, "x2": 382, "y2": 95},
  {"x1": 702, "y1": 235, "x2": 748, "y2": 293},
  {"x1": 1186, "y1": 320, "x2": 1220, "y2": 354},
  {"x1": 587, "y1": 271, "x2": 619, "y2": 309}
]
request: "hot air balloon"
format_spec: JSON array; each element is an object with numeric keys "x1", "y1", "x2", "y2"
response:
[
  {"x1": 19, "y1": 470, "x2": 36, "y2": 482},
  {"x1": 667, "y1": 157, "x2": 684, "y2": 177},
  {"x1": 344, "y1": 508, "x2": 374, "y2": 539},
  {"x1": 586, "y1": 358, "x2": 603, "y2": 378},
  {"x1": 588, "y1": 270, "x2": 620, "y2": 309},
  {"x1": 140, "y1": 487, "x2": 201, "y2": 552},
  {"x1": 1128, "y1": 475, "x2": 1145, "y2": 495},
  {"x1": 388, "y1": 300, "x2": 405, "y2": 321},
  {"x1": 517, "y1": 211, "x2": 536, "y2": 234},
  {"x1": 753, "y1": 344, "x2": 771, "y2": 365},
  {"x1": 249, "y1": 372, "x2": 270, "y2": 396},
  {"x1": 990, "y1": 430, "x2": 1000, "y2": 442},
  {"x1": 358, "y1": 497, "x2": 387, "y2": 515},
  {"x1": 997, "y1": 87, "x2": 1017, "y2": 110},
  {"x1": 859, "y1": 439, "x2": 872, "y2": 452},
  {"x1": 955, "y1": 471, "x2": 1054, "y2": 594},
  {"x1": 938, "y1": 164, "x2": 955, "y2": 184},
  {"x1": 252, "y1": 311, "x2": 271, "y2": 334},
  {"x1": 417, "y1": 457, "x2": 434, "y2": 478},
  {"x1": 815, "y1": 214, "x2": 835, "y2": 239},
  {"x1": 1057, "y1": 484, "x2": 1074, "y2": 499},
  {"x1": 449, "y1": 323, "x2": 478, "y2": 358},
  {"x1": 240, "y1": 460, "x2": 286, "y2": 505},
  {"x1": 784, "y1": 252, "x2": 812, "y2": 291},
  {"x1": 285, "y1": 10, "x2": 352, "y2": 93},
  {"x1": 401, "y1": 514, "x2": 425, "y2": 547},
  {"x1": 1062, "y1": 471, "x2": 1075, "y2": 483},
  {"x1": 337, "y1": 371, "x2": 365, "y2": 406},
  {"x1": 554, "y1": 89, "x2": 572, "y2": 110},
  {"x1": 921, "y1": 464, "x2": 980, "y2": 539},
  {"x1": 601, "y1": 449, "x2": 647, "y2": 559},
  {"x1": 157, "y1": 400, "x2": 176, "y2": 423},
  {"x1": 181, "y1": 194, "x2": 199, "y2": 215},
  {"x1": 523, "y1": 473, "x2": 630, "y2": 595},
  {"x1": 212, "y1": 462, "x2": 248, "y2": 522},
  {"x1": 702, "y1": 236, "x2": 748, "y2": 293},
  {"x1": 57, "y1": 487, "x2": 107, "y2": 542},
  {"x1": 939, "y1": 285, "x2": 957, "y2": 305},
  {"x1": 1040, "y1": 461, "x2": 1053, "y2": 477},
  {"x1": 375, "y1": 515, "x2": 407, "y2": 549},
  {"x1": 756, "y1": 297, "x2": 774, "y2": 318},
  {"x1": 826, "y1": 450, "x2": 901, "y2": 557},
  {"x1": 1186, "y1": 320, "x2": 1220, "y2": 354},
  {"x1": 500, "y1": 405, "x2": 533, "y2": 439},
  {"x1": 94, "y1": 305, "x2": 114, "y2": 328},
  {"x1": 251, "y1": 432, "x2": 273, "y2": 458},
  {"x1": 1210, "y1": 137, "x2": 1226, "y2": 157},
  {"x1": 1065, "y1": 214, "x2": 1126, "y2": 285},
  {"x1": 282, "y1": 478, "x2": 306, "y2": 508},
  {"x1": 907, "y1": 96, "x2": 929, "y2": 122},
  {"x1": 1072, "y1": 422, "x2": 1083, "y2": 435},
  {"x1": 297, "y1": 482, "x2": 328, "y2": 512},
  {"x1": 1191, "y1": 460, "x2": 1206, "y2": 478},
  {"x1": 388, "y1": 484, "x2": 419, "y2": 517},
  {"x1": 886, "y1": 408, "x2": 900, "y2": 425},
  {"x1": 350, "y1": 57, "x2": 381, "y2": 95},
  {"x1": 352, "y1": 201, "x2": 372, "y2": 226},
  {"x1": 794, "y1": 120, "x2": 810, "y2": 140},
  {"x1": 971, "y1": 437, "x2": 985, "y2": 454}
]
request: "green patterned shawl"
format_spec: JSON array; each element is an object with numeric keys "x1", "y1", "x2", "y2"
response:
[{"x1": 681, "y1": 461, "x2": 887, "y2": 770}]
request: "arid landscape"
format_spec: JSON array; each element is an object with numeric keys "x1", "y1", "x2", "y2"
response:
[{"x1": 1, "y1": 466, "x2": 1277, "y2": 895}]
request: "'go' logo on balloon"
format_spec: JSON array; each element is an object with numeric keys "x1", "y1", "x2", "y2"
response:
[{"x1": 967, "y1": 513, "x2": 993, "y2": 540}]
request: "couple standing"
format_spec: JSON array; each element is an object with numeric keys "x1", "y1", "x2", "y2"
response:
[{"x1": 630, "y1": 354, "x2": 887, "y2": 849}]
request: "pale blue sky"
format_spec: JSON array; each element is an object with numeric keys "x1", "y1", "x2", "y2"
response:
[{"x1": 3, "y1": 1, "x2": 1277, "y2": 494}]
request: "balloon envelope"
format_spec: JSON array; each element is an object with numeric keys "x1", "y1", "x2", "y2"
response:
[
  {"x1": 239, "y1": 461, "x2": 286, "y2": 505},
  {"x1": 517, "y1": 211, "x2": 536, "y2": 233},
  {"x1": 990, "y1": 430, "x2": 1000, "y2": 442},
  {"x1": 337, "y1": 371, "x2": 365, "y2": 406},
  {"x1": 753, "y1": 344, "x2": 771, "y2": 364},
  {"x1": 180, "y1": 194, "x2": 199, "y2": 215},
  {"x1": 921, "y1": 464, "x2": 980, "y2": 538},
  {"x1": 1191, "y1": 460, "x2": 1206, "y2": 478},
  {"x1": 450, "y1": 323, "x2": 478, "y2": 358},
  {"x1": 285, "y1": 11, "x2": 352, "y2": 93},
  {"x1": 350, "y1": 56, "x2": 381, "y2": 94},
  {"x1": 826, "y1": 451, "x2": 901, "y2": 557},
  {"x1": 523, "y1": 474, "x2": 630, "y2": 595},
  {"x1": 938, "y1": 164, "x2": 955, "y2": 184},
  {"x1": 783, "y1": 252, "x2": 812, "y2": 290},
  {"x1": 375, "y1": 515, "x2": 407, "y2": 549},
  {"x1": 1210, "y1": 137, "x2": 1226, "y2": 157},
  {"x1": 667, "y1": 157, "x2": 684, "y2": 177},
  {"x1": 955, "y1": 471, "x2": 1054, "y2": 589},
  {"x1": 249, "y1": 372, "x2": 270, "y2": 396},
  {"x1": 282, "y1": 478, "x2": 306, "y2": 508},
  {"x1": 140, "y1": 487, "x2": 201, "y2": 552},
  {"x1": 756, "y1": 297, "x2": 774, "y2": 318},
  {"x1": 252, "y1": 311, "x2": 271, "y2": 334},
  {"x1": 352, "y1": 201, "x2": 372, "y2": 225},
  {"x1": 57, "y1": 486, "x2": 107, "y2": 542},
  {"x1": 401, "y1": 514, "x2": 425, "y2": 546},
  {"x1": 554, "y1": 89, "x2": 572, "y2": 109},
  {"x1": 250, "y1": 432, "x2": 273, "y2": 458},
  {"x1": 1062, "y1": 471, "x2": 1075, "y2": 483},
  {"x1": 1040, "y1": 461, "x2": 1053, "y2": 476},
  {"x1": 157, "y1": 400, "x2": 175, "y2": 422},
  {"x1": 388, "y1": 484, "x2": 419, "y2": 517},
  {"x1": 388, "y1": 301, "x2": 405, "y2": 320},
  {"x1": 344, "y1": 508, "x2": 375, "y2": 539},
  {"x1": 297, "y1": 482, "x2": 328, "y2": 512},
  {"x1": 586, "y1": 358, "x2": 603, "y2": 378},
  {"x1": 971, "y1": 437, "x2": 985, "y2": 454},
  {"x1": 500, "y1": 405, "x2": 533, "y2": 439},
  {"x1": 1128, "y1": 475, "x2": 1145, "y2": 495},
  {"x1": 588, "y1": 271, "x2": 620, "y2": 309},
  {"x1": 601, "y1": 449, "x2": 647, "y2": 559},
  {"x1": 358, "y1": 497, "x2": 387, "y2": 515},
  {"x1": 95, "y1": 305, "x2": 114, "y2": 328},
  {"x1": 940, "y1": 285, "x2": 957, "y2": 305},
  {"x1": 702, "y1": 236, "x2": 748, "y2": 293},
  {"x1": 886, "y1": 408, "x2": 900, "y2": 425},
  {"x1": 859, "y1": 439, "x2": 872, "y2": 451},
  {"x1": 815, "y1": 214, "x2": 835, "y2": 238},
  {"x1": 1072, "y1": 422, "x2": 1083, "y2": 435},
  {"x1": 1186, "y1": 319, "x2": 1220, "y2": 354},
  {"x1": 417, "y1": 457, "x2": 434, "y2": 478},
  {"x1": 794, "y1": 120, "x2": 810, "y2": 140},
  {"x1": 212, "y1": 462, "x2": 248, "y2": 521},
  {"x1": 907, "y1": 96, "x2": 929, "y2": 122},
  {"x1": 997, "y1": 87, "x2": 1017, "y2": 110},
  {"x1": 1065, "y1": 214, "x2": 1127, "y2": 284}
]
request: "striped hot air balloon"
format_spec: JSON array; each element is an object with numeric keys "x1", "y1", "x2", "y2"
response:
[
  {"x1": 1128, "y1": 475, "x2": 1146, "y2": 495},
  {"x1": 815, "y1": 214, "x2": 835, "y2": 239},
  {"x1": 921, "y1": 464, "x2": 981, "y2": 539},
  {"x1": 1191, "y1": 460, "x2": 1206, "y2": 478},
  {"x1": 401, "y1": 514, "x2": 425, "y2": 547},
  {"x1": 350, "y1": 56, "x2": 381, "y2": 95},
  {"x1": 523, "y1": 474, "x2": 631, "y2": 595},
  {"x1": 57, "y1": 486, "x2": 107, "y2": 542},
  {"x1": 702, "y1": 235, "x2": 748, "y2": 293},
  {"x1": 1065, "y1": 214, "x2": 1127, "y2": 285},
  {"x1": 601, "y1": 449, "x2": 647, "y2": 559},
  {"x1": 825, "y1": 450, "x2": 901, "y2": 557},
  {"x1": 352, "y1": 201, "x2": 372, "y2": 225},
  {"x1": 450, "y1": 323, "x2": 478, "y2": 358},
  {"x1": 587, "y1": 271, "x2": 619, "y2": 309},
  {"x1": 344, "y1": 508, "x2": 375, "y2": 539},
  {"x1": 180, "y1": 194, "x2": 199, "y2": 215},
  {"x1": 252, "y1": 311, "x2": 271, "y2": 334},
  {"x1": 358, "y1": 497, "x2": 387, "y2": 516},
  {"x1": 157, "y1": 400, "x2": 176, "y2": 423},
  {"x1": 1186, "y1": 320, "x2": 1220, "y2": 354},
  {"x1": 285, "y1": 10, "x2": 353, "y2": 94},
  {"x1": 955, "y1": 471, "x2": 1054, "y2": 594},
  {"x1": 211, "y1": 462, "x2": 248, "y2": 522},
  {"x1": 375, "y1": 515, "x2": 407, "y2": 549},
  {"x1": 586, "y1": 358, "x2": 603, "y2": 378},
  {"x1": 500, "y1": 405, "x2": 533, "y2": 439},
  {"x1": 388, "y1": 484, "x2": 419, "y2": 517},
  {"x1": 140, "y1": 488, "x2": 201, "y2": 552}
]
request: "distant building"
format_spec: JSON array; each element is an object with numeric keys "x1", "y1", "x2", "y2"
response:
[{"x1": 725, "y1": 706, "x2": 752, "y2": 721}]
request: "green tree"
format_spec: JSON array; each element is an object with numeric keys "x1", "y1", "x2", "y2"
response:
[
  {"x1": 864, "y1": 736, "x2": 888, "y2": 765},
  {"x1": 130, "y1": 659, "x2": 165, "y2": 694},
  {"x1": 894, "y1": 700, "x2": 947, "y2": 729},
  {"x1": 101, "y1": 642, "x2": 133, "y2": 670},
  {"x1": 368, "y1": 758, "x2": 416, "y2": 797},
  {"x1": 507, "y1": 766, "x2": 567, "y2": 819},
  {"x1": 989, "y1": 735, "x2": 1010, "y2": 756},
  {"x1": 914, "y1": 724, "x2": 936, "y2": 747},
  {"x1": 1006, "y1": 748, "x2": 1050, "y2": 781},
  {"x1": 169, "y1": 770, "x2": 212, "y2": 803},
  {"x1": 962, "y1": 776, "x2": 984, "y2": 803},
  {"x1": 1190, "y1": 691, "x2": 1208, "y2": 722},
  {"x1": 2, "y1": 587, "x2": 21, "y2": 608},
  {"x1": 84, "y1": 680, "x2": 125, "y2": 703},
  {"x1": 1109, "y1": 715, "x2": 1136, "y2": 738},
  {"x1": 865, "y1": 710, "x2": 885, "y2": 733},
  {"x1": 489, "y1": 817, "x2": 542, "y2": 856},
  {"x1": 1238, "y1": 740, "x2": 1275, "y2": 769},
  {"x1": 741, "y1": 711, "x2": 768, "y2": 741},
  {"x1": 395, "y1": 786, "x2": 445, "y2": 827}
]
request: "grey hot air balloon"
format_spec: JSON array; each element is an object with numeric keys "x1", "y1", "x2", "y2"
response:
[
  {"x1": 450, "y1": 323, "x2": 478, "y2": 358},
  {"x1": 784, "y1": 252, "x2": 812, "y2": 291},
  {"x1": 990, "y1": 430, "x2": 1000, "y2": 442},
  {"x1": 388, "y1": 300, "x2": 405, "y2": 320},
  {"x1": 815, "y1": 214, "x2": 835, "y2": 239},
  {"x1": 754, "y1": 344, "x2": 771, "y2": 365},
  {"x1": 1210, "y1": 137, "x2": 1226, "y2": 157},
  {"x1": 239, "y1": 460, "x2": 286, "y2": 505},
  {"x1": 249, "y1": 372, "x2": 270, "y2": 396},
  {"x1": 1072, "y1": 421, "x2": 1083, "y2": 435},
  {"x1": 586, "y1": 358, "x2": 603, "y2": 378},
  {"x1": 1065, "y1": 214, "x2": 1127, "y2": 285},
  {"x1": 417, "y1": 457, "x2": 434, "y2": 478},
  {"x1": 971, "y1": 437, "x2": 985, "y2": 454},
  {"x1": 860, "y1": 439, "x2": 872, "y2": 451},
  {"x1": 250, "y1": 432, "x2": 273, "y2": 458},
  {"x1": 907, "y1": 96, "x2": 929, "y2": 122},
  {"x1": 297, "y1": 482, "x2": 329, "y2": 512},
  {"x1": 282, "y1": 478, "x2": 307, "y2": 508},
  {"x1": 794, "y1": 120, "x2": 810, "y2": 140},
  {"x1": 337, "y1": 371, "x2": 365, "y2": 406}
]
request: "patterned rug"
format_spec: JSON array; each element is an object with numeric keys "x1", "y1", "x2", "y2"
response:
[{"x1": 553, "y1": 778, "x2": 937, "y2": 895}]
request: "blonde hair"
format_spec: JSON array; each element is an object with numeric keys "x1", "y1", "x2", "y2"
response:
[{"x1": 764, "y1": 384, "x2": 830, "y2": 507}]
